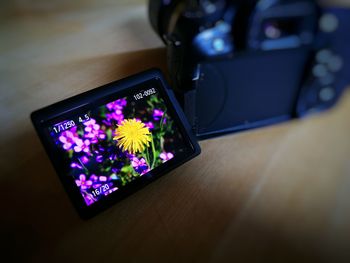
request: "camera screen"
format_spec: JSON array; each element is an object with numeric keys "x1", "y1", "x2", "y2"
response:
[{"x1": 45, "y1": 81, "x2": 191, "y2": 207}]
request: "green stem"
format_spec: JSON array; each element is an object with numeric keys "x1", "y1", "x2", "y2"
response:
[
  {"x1": 150, "y1": 134, "x2": 157, "y2": 169},
  {"x1": 78, "y1": 157, "x2": 89, "y2": 174},
  {"x1": 159, "y1": 109, "x2": 167, "y2": 131},
  {"x1": 142, "y1": 147, "x2": 151, "y2": 169},
  {"x1": 146, "y1": 146, "x2": 151, "y2": 165}
]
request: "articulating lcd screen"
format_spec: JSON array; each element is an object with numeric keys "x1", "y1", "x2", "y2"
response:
[{"x1": 47, "y1": 86, "x2": 188, "y2": 206}]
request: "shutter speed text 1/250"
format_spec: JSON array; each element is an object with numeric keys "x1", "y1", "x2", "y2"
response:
[{"x1": 52, "y1": 114, "x2": 90, "y2": 134}]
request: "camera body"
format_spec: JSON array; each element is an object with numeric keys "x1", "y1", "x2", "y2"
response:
[{"x1": 149, "y1": 0, "x2": 350, "y2": 138}]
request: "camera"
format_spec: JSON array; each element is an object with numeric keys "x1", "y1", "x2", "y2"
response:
[{"x1": 148, "y1": 0, "x2": 350, "y2": 138}]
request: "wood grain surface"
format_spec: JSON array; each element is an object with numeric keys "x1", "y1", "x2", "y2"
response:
[{"x1": 1, "y1": 0, "x2": 350, "y2": 262}]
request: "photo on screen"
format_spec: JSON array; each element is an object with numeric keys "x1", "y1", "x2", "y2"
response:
[{"x1": 48, "y1": 87, "x2": 188, "y2": 206}]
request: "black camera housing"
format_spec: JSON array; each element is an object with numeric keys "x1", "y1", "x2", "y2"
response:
[{"x1": 149, "y1": 0, "x2": 350, "y2": 138}]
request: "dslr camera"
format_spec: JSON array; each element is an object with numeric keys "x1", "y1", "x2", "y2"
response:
[{"x1": 148, "y1": 0, "x2": 350, "y2": 138}]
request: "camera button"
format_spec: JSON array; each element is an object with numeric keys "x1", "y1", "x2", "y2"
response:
[
  {"x1": 319, "y1": 87, "x2": 335, "y2": 102},
  {"x1": 316, "y1": 49, "x2": 332, "y2": 64},
  {"x1": 319, "y1": 13, "x2": 339, "y2": 33},
  {"x1": 327, "y1": 55, "x2": 343, "y2": 72},
  {"x1": 313, "y1": 64, "x2": 327, "y2": 78}
]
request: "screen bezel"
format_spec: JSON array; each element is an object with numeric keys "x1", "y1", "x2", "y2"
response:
[{"x1": 31, "y1": 69, "x2": 200, "y2": 219}]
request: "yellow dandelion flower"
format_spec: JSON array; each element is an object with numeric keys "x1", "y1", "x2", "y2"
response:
[{"x1": 113, "y1": 119, "x2": 151, "y2": 154}]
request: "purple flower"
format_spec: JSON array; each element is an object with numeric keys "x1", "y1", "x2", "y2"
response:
[
  {"x1": 74, "y1": 139, "x2": 91, "y2": 153},
  {"x1": 75, "y1": 174, "x2": 93, "y2": 190},
  {"x1": 71, "y1": 162, "x2": 83, "y2": 169},
  {"x1": 131, "y1": 157, "x2": 146, "y2": 168},
  {"x1": 126, "y1": 153, "x2": 135, "y2": 159},
  {"x1": 106, "y1": 98, "x2": 126, "y2": 111},
  {"x1": 90, "y1": 174, "x2": 98, "y2": 182},
  {"x1": 71, "y1": 156, "x2": 90, "y2": 169},
  {"x1": 105, "y1": 98, "x2": 126, "y2": 125},
  {"x1": 131, "y1": 157, "x2": 149, "y2": 174},
  {"x1": 160, "y1": 152, "x2": 174, "y2": 163},
  {"x1": 105, "y1": 112, "x2": 124, "y2": 125},
  {"x1": 58, "y1": 128, "x2": 79, "y2": 150},
  {"x1": 145, "y1": 121, "x2": 154, "y2": 130},
  {"x1": 96, "y1": 155, "x2": 103, "y2": 163},
  {"x1": 84, "y1": 118, "x2": 105, "y2": 143},
  {"x1": 80, "y1": 156, "x2": 89, "y2": 164},
  {"x1": 153, "y1": 109, "x2": 164, "y2": 121}
]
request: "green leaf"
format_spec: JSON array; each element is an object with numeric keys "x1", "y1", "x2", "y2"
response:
[
  {"x1": 106, "y1": 128, "x2": 112, "y2": 141},
  {"x1": 121, "y1": 165, "x2": 133, "y2": 174}
]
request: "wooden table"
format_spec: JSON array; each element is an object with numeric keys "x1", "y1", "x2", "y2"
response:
[{"x1": 1, "y1": 0, "x2": 350, "y2": 262}]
